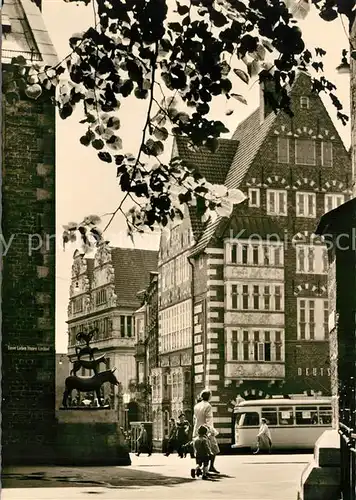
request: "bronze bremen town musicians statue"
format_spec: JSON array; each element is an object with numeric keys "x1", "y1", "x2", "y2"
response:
[{"x1": 62, "y1": 328, "x2": 119, "y2": 407}]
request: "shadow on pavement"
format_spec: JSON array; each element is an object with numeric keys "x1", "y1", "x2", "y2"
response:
[
  {"x1": 2, "y1": 467, "x2": 195, "y2": 489},
  {"x1": 2, "y1": 467, "x2": 234, "y2": 489}
]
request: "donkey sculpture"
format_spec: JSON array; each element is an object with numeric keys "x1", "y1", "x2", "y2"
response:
[
  {"x1": 70, "y1": 353, "x2": 108, "y2": 376},
  {"x1": 62, "y1": 368, "x2": 119, "y2": 408}
]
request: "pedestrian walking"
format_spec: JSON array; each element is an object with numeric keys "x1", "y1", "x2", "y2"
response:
[
  {"x1": 164, "y1": 418, "x2": 177, "y2": 457},
  {"x1": 193, "y1": 389, "x2": 220, "y2": 474},
  {"x1": 136, "y1": 423, "x2": 152, "y2": 457},
  {"x1": 190, "y1": 425, "x2": 212, "y2": 480},
  {"x1": 176, "y1": 413, "x2": 191, "y2": 458},
  {"x1": 254, "y1": 418, "x2": 272, "y2": 454}
]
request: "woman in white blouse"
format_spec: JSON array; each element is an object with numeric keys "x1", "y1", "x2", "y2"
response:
[{"x1": 193, "y1": 389, "x2": 220, "y2": 474}]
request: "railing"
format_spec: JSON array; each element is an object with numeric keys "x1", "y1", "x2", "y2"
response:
[
  {"x1": 2, "y1": 48, "x2": 42, "y2": 63},
  {"x1": 339, "y1": 377, "x2": 356, "y2": 500}
]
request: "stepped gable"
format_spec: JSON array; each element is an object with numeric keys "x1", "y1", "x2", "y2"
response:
[
  {"x1": 111, "y1": 248, "x2": 158, "y2": 309},
  {"x1": 190, "y1": 72, "x2": 326, "y2": 256},
  {"x1": 2, "y1": 0, "x2": 58, "y2": 65},
  {"x1": 174, "y1": 136, "x2": 238, "y2": 241}
]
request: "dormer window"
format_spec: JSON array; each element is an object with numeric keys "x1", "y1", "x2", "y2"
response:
[
  {"x1": 300, "y1": 96, "x2": 309, "y2": 109},
  {"x1": 248, "y1": 188, "x2": 260, "y2": 208}
]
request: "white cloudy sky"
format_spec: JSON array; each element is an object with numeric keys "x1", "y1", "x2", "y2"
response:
[{"x1": 41, "y1": 0, "x2": 351, "y2": 352}]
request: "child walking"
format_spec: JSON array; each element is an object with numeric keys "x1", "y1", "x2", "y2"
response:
[{"x1": 190, "y1": 425, "x2": 212, "y2": 480}]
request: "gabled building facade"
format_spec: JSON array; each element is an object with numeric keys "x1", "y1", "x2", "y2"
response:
[
  {"x1": 133, "y1": 271, "x2": 158, "y2": 423},
  {"x1": 66, "y1": 246, "x2": 157, "y2": 424},
  {"x1": 155, "y1": 72, "x2": 352, "y2": 448}
]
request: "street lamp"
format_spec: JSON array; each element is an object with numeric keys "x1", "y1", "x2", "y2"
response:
[{"x1": 123, "y1": 393, "x2": 130, "y2": 431}]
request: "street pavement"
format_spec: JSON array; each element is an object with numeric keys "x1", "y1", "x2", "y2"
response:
[{"x1": 1, "y1": 452, "x2": 311, "y2": 500}]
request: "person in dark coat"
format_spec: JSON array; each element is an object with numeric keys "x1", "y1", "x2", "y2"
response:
[
  {"x1": 136, "y1": 423, "x2": 152, "y2": 457},
  {"x1": 176, "y1": 413, "x2": 191, "y2": 458},
  {"x1": 165, "y1": 418, "x2": 177, "y2": 456}
]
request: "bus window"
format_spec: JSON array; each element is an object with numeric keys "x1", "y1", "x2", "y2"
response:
[
  {"x1": 242, "y1": 412, "x2": 260, "y2": 427},
  {"x1": 237, "y1": 413, "x2": 245, "y2": 426},
  {"x1": 319, "y1": 406, "x2": 332, "y2": 425},
  {"x1": 261, "y1": 407, "x2": 278, "y2": 425},
  {"x1": 295, "y1": 406, "x2": 318, "y2": 425},
  {"x1": 278, "y1": 407, "x2": 294, "y2": 425}
]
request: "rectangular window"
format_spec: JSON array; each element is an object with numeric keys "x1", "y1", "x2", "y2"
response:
[
  {"x1": 264, "y1": 340, "x2": 271, "y2": 361},
  {"x1": 242, "y1": 285, "x2": 249, "y2": 310},
  {"x1": 300, "y1": 96, "x2": 310, "y2": 109},
  {"x1": 297, "y1": 298, "x2": 328, "y2": 340},
  {"x1": 243, "y1": 330, "x2": 249, "y2": 360},
  {"x1": 321, "y1": 141, "x2": 333, "y2": 167},
  {"x1": 263, "y1": 246, "x2": 270, "y2": 265},
  {"x1": 324, "y1": 193, "x2": 344, "y2": 213},
  {"x1": 253, "y1": 331, "x2": 260, "y2": 361},
  {"x1": 232, "y1": 284, "x2": 238, "y2": 309},
  {"x1": 248, "y1": 188, "x2": 260, "y2": 207},
  {"x1": 73, "y1": 297, "x2": 83, "y2": 313},
  {"x1": 242, "y1": 244, "x2": 248, "y2": 264},
  {"x1": 96, "y1": 289, "x2": 107, "y2": 306},
  {"x1": 120, "y1": 315, "x2": 133, "y2": 338},
  {"x1": 267, "y1": 189, "x2": 287, "y2": 216},
  {"x1": 231, "y1": 244, "x2": 237, "y2": 263},
  {"x1": 264, "y1": 286, "x2": 270, "y2": 310},
  {"x1": 252, "y1": 246, "x2": 259, "y2": 265},
  {"x1": 120, "y1": 315, "x2": 126, "y2": 338},
  {"x1": 233, "y1": 329, "x2": 284, "y2": 363},
  {"x1": 279, "y1": 407, "x2": 294, "y2": 425},
  {"x1": 262, "y1": 407, "x2": 278, "y2": 425},
  {"x1": 253, "y1": 285, "x2": 260, "y2": 310},
  {"x1": 296, "y1": 244, "x2": 328, "y2": 275},
  {"x1": 307, "y1": 246, "x2": 315, "y2": 273},
  {"x1": 319, "y1": 406, "x2": 332, "y2": 425},
  {"x1": 277, "y1": 137, "x2": 289, "y2": 163},
  {"x1": 232, "y1": 330, "x2": 238, "y2": 360},
  {"x1": 275, "y1": 286, "x2": 282, "y2": 311},
  {"x1": 258, "y1": 342, "x2": 265, "y2": 361},
  {"x1": 309, "y1": 300, "x2": 315, "y2": 339},
  {"x1": 295, "y1": 139, "x2": 316, "y2": 165},
  {"x1": 296, "y1": 406, "x2": 318, "y2": 425},
  {"x1": 274, "y1": 246, "x2": 282, "y2": 266},
  {"x1": 127, "y1": 316, "x2": 132, "y2": 337},
  {"x1": 296, "y1": 192, "x2": 316, "y2": 218}
]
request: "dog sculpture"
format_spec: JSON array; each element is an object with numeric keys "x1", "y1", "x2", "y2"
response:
[{"x1": 70, "y1": 353, "x2": 108, "y2": 376}]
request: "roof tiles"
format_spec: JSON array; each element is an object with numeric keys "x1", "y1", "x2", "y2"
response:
[
  {"x1": 190, "y1": 108, "x2": 278, "y2": 255},
  {"x1": 175, "y1": 136, "x2": 238, "y2": 242},
  {"x1": 110, "y1": 248, "x2": 158, "y2": 309}
]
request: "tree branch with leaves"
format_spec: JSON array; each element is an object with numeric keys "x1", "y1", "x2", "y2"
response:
[{"x1": 3, "y1": 0, "x2": 354, "y2": 251}]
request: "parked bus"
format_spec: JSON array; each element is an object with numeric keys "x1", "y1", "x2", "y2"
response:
[{"x1": 232, "y1": 398, "x2": 332, "y2": 451}]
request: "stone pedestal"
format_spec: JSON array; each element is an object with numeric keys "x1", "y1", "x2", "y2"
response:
[
  {"x1": 56, "y1": 408, "x2": 131, "y2": 466},
  {"x1": 297, "y1": 430, "x2": 341, "y2": 500}
]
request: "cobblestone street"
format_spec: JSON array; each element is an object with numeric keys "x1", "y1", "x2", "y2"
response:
[{"x1": 2, "y1": 452, "x2": 311, "y2": 500}]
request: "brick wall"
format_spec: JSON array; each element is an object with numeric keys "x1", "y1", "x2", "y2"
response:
[{"x1": 2, "y1": 91, "x2": 56, "y2": 464}]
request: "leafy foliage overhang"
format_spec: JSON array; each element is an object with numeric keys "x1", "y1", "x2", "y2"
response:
[{"x1": 3, "y1": 0, "x2": 355, "y2": 250}]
